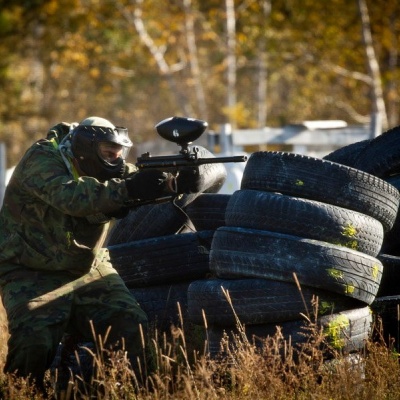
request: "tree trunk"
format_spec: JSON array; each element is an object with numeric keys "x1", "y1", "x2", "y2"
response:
[
  {"x1": 357, "y1": 0, "x2": 388, "y2": 136},
  {"x1": 387, "y1": 14, "x2": 399, "y2": 128},
  {"x1": 182, "y1": 0, "x2": 208, "y2": 120},
  {"x1": 225, "y1": 0, "x2": 236, "y2": 126},
  {"x1": 256, "y1": 0, "x2": 271, "y2": 128}
]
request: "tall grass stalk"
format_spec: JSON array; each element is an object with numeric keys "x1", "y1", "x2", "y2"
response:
[{"x1": 1, "y1": 301, "x2": 400, "y2": 398}]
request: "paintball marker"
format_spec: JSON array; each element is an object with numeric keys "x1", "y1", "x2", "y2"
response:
[
  {"x1": 122, "y1": 116, "x2": 247, "y2": 209},
  {"x1": 136, "y1": 116, "x2": 247, "y2": 170}
]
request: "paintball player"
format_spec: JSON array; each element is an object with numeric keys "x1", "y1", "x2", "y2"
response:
[{"x1": 0, "y1": 116, "x2": 201, "y2": 390}]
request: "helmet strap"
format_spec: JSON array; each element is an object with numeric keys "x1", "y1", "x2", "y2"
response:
[{"x1": 72, "y1": 158, "x2": 85, "y2": 178}]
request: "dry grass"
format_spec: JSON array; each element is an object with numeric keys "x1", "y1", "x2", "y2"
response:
[{"x1": 1, "y1": 299, "x2": 400, "y2": 399}]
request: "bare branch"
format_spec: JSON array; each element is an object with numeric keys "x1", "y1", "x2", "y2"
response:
[
  {"x1": 118, "y1": 0, "x2": 194, "y2": 115},
  {"x1": 119, "y1": 0, "x2": 186, "y2": 74},
  {"x1": 327, "y1": 98, "x2": 370, "y2": 124},
  {"x1": 110, "y1": 66, "x2": 136, "y2": 77},
  {"x1": 321, "y1": 62, "x2": 372, "y2": 85}
]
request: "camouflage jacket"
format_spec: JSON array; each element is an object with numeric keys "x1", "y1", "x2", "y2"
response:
[{"x1": 0, "y1": 123, "x2": 136, "y2": 277}]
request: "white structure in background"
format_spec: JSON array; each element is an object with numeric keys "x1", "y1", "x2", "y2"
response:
[
  {"x1": 218, "y1": 163, "x2": 246, "y2": 194},
  {"x1": 233, "y1": 120, "x2": 370, "y2": 158},
  {"x1": 210, "y1": 124, "x2": 248, "y2": 195},
  {"x1": 215, "y1": 120, "x2": 372, "y2": 194}
]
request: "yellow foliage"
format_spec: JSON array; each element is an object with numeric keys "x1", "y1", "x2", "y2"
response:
[{"x1": 221, "y1": 102, "x2": 255, "y2": 128}]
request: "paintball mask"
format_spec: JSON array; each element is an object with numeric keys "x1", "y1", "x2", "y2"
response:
[{"x1": 71, "y1": 116, "x2": 132, "y2": 181}]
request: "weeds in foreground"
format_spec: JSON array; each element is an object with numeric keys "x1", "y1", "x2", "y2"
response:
[{"x1": 1, "y1": 299, "x2": 400, "y2": 399}]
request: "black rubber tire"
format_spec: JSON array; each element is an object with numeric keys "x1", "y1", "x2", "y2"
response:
[
  {"x1": 370, "y1": 295, "x2": 400, "y2": 352},
  {"x1": 225, "y1": 189, "x2": 384, "y2": 257},
  {"x1": 105, "y1": 201, "x2": 190, "y2": 245},
  {"x1": 207, "y1": 306, "x2": 372, "y2": 357},
  {"x1": 187, "y1": 278, "x2": 364, "y2": 326},
  {"x1": 185, "y1": 193, "x2": 231, "y2": 231},
  {"x1": 105, "y1": 146, "x2": 227, "y2": 244},
  {"x1": 322, "y1": 139, "x2": 371, "y2": 167},
  {"x1": 108, "y1": 231, "x2": 214, "y2": 287},
  {"x1": 354, "y1": 125, "x2": 400, "y2": 178},
  {"x1": 210, "y1": 227, "x2": 383, "y2": 305},
  {"x1": 241, "y1": 151, "x2": 400, "y2": 232},
  {"x1": 376, "y1": 254, "x2": 400, "y2": 297},
  {"x1": 130, "y1": 282, "x2": 190, "y2": 332},
  {"x1": 380, "y1": 175, "x2": 400, "y2": 256}
]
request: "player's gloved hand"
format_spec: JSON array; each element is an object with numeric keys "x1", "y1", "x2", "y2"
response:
[
  {"x1": 175, "y1": 167, "x2": 202, "y2": 194},
  {"x1": 125, "y1": 169, "x2": 175, "y2": 200}
]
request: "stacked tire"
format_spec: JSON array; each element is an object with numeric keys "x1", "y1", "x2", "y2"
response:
[
  {"x1": 324, "y1": 126, "x2": 400, "y2": 350},
  {"x1": 105, "y1": 146, "x2": 229, "y2": 332},
  {"x1": 188, "y1": 151, "x2": 400, "y2": 357},
  {"x1": 108, "y1": 230, "x2": 214, "y2": 331}
]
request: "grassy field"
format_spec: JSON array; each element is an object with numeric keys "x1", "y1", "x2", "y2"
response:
[{"x1": 1, "y1": 300, "x2": 400, "y2": 400}]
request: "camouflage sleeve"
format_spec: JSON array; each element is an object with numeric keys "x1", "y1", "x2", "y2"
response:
[
  {"x1": 19, "y1": 142, "x2": 130, "y2": 217},
  {"x1": 123, "y1": 162, "x2": 138, "y2": 177}
]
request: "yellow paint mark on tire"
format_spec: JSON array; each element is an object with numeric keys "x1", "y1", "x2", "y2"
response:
[
  {"x1": 324, "y1": 315, "x2": 350, "y2": 349},
  {"x1": 327, "y1": 269, "x2": 356, "y2": 295},
  {"x1": 344, "y1": 240, "x2": 358, "y2": 250},
  {"x1": 332, "y1": 240, "x2": 359, "y2": 251},
  {"x1": 372, "y1": 264, "x2": 380, "y2": 280},
  {"x1": 327, "y1": 268, "x2": 343, "y2": 280},
  {"x1": 342, "y1": 223, "x2": 357, "y2": 238},
  {"x1": 345, "y1": 285, "x2": 355, "y2": 294}
]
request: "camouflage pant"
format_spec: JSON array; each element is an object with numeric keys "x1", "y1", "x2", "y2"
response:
[{"x1": 0, "y1": 252, "x2": 148, "y2": 384}]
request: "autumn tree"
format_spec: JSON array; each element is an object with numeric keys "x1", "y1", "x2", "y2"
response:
[{"x1": 0, "y1": 0, "x2": 399, "y2": 166}]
